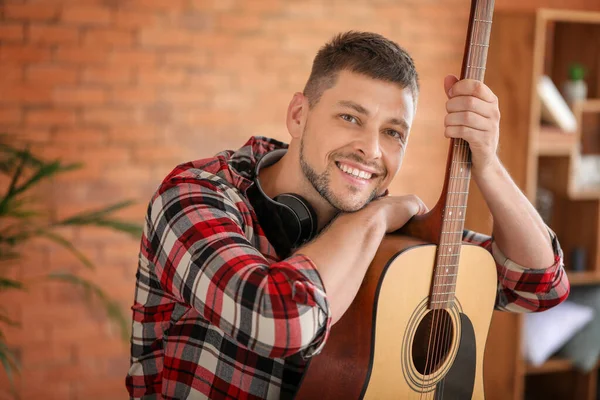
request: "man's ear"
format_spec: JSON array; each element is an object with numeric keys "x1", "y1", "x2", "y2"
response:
[{"x1": 286, "y1": 92, "x2": 309, "y2": 140}]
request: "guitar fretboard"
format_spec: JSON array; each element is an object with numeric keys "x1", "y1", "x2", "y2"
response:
[{"x1": 430, "y1": 0, "x2": 495, "y2": 310}]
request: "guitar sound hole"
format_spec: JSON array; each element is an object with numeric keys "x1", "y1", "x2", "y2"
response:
[{"x1": 411, "y1": 309, "x2": 454, "y2": 375}]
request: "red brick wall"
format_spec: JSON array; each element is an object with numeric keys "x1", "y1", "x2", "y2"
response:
[{"x1": 1, "y1": 0, "x2": 598, "y2": 399}]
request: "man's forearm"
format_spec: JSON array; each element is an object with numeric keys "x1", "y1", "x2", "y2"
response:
[
  {"x1": 295, "y1": 208, "x2": 386, "y2": 325},
  {"x1": 473, "y1": 159, "x2": 555, "y2": 269}
]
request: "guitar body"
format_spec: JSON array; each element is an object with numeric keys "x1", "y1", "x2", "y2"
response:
[{"x1": 294, "y1": 235, "x2": 497, "y2": 399}]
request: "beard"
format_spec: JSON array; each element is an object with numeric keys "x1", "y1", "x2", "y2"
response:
[{"x1": 299, "y1": 134, "x2": 380, "y2": 213}]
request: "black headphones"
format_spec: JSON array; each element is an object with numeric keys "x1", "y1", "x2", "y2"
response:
[{"x1": 246, "y1": 149, "x2": 318, "y2": 259}]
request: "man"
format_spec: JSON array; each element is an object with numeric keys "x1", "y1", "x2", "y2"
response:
[{"x1": 126, "y1": 31, "x2": 569, "y2": 399}]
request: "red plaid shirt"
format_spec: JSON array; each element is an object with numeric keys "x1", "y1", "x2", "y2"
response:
[{"x1": 126, "y1": 136, "x2": 569, "y2": 400}]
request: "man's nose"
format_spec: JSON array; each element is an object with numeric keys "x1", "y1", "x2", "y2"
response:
[{"x1": 353, "y1": 129, "x2": 382, "y2": 160}]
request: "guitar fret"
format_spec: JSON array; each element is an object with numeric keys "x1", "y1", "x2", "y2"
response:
[
  {"x1": 433, "y1": 291, "x2": 455, "y2": 295},
  {"x1": 431, "y1": 299, "x2": 453, "y2": 304},
  {"x1": 440, "y1": 253, "x2": 461, "y2": 257},
  {"x1": 474, "y1": 18, "x2": 493, "y2": 23},
  {"x1": 470, "y1": 43, "x2": 489, "y2": 48},
  {"x1": 435, "y1": 283, "x2": 455, "y2": 287},
  {"x1": 447, "y1": 205, "x2": 467, "y2": 208},
  {"x1": 449, "y1": 191, "x2": 469, "y2": 194},
  {"x1": 441, "y1": 230, "x2": 463, "y2": 234},
  {"x1": 438, "y1": 273, "x2": 458, "y2": 277},
  {"x1": 437, "y1": 263, "x2": 458, "y2": 267},
  {"x1": 467, "y1": 65, "x2": 486, "y2": 70}
]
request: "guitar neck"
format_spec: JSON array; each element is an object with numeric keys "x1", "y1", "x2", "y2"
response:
[{"x1": 431, "y1": 0, "x2": 496, "y2": 310}]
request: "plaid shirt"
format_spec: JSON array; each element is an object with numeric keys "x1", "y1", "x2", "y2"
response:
[{"x1": 126, "y1": 136, "x2": 569, "y2": 400}]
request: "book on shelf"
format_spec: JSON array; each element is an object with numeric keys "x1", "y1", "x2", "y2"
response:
[{"x1": 538, "y1": 75, "x2": 577, "y2": 133}]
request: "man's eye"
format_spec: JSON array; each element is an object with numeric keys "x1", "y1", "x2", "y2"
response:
[
  {"x1": 340, "y1": 114, "x2": 358, "y2": 124},
  {"x1": 386, "y1": 129, "x2": 403, "y2": 140}
]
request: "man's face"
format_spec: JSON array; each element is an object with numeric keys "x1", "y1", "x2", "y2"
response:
[{"x1": 298, "y1": 70, "x2": 415, "y2": 212}]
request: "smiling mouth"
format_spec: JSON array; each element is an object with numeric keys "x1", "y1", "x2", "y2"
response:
[{"x1": 335, "y1": 161, "x2": 376, "y2": 181}]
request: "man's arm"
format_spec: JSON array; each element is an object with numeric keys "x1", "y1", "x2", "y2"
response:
[
  {"x1": 147, "y1": 174, "x2": 424, "y2": 359},
  {"x1": 474, "y1": 160, "x2": 555, "y2": 269}
]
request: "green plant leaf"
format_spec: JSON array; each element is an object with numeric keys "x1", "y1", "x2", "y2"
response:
[
  {"x1": 0, "y1": 313, "x2": 19, "y2": 328},
  {"x1": 0, "y1": 278, "x2": 24, "y2": 291},
  {"x1": 47, "y1": 272, "x2": 130, "y2": 342},
  {"x1": 0, "y1": 340, "x2": 20, "y2": 397},
  {"x1": 36, "y1": 230, "x2": 94, "y2": 270},
  {"x1": 57, "y1": 200, "x2": 142, "y2": 237}
]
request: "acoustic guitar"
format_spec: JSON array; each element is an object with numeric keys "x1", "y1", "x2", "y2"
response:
[{"x1": 294, "y1": 0, "x2": 497, "y2": 398}]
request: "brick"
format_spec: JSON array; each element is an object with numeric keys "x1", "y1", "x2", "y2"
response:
[
  {"x1": 0, "y1": 107, "x2": 22, "y2": 125},
  {"x1": 189, "y1": 0, "x2": 237, "y2": 11},
  {"x1": 238, "y1": 0, "x2": 282, "y2": 13},
  {"x1": 54, "y1": 46, "x2": 110, "y2": 64},
  {"x1": 54, "y1": 87, "x2": 107, "y2": 106},
  {"x1": 10, "y1": 129, "x2": 52, "y2": 144},
  {"x1": 0, "y1": 84, "x2": 53, "y2": 104},
  {"x1": 184, "y1": 109, "x2": 231, "y2": 126},
  {"x1": 107, "y1": 125, "x2": 159, "y2": 145},
  {"x1": 27, "y1": 65, "x2": 79, "y2": 85},
  {"x1": 132, "y1": 144, "x2": 182, "y2": 163},
  {"x1": 29, "y1": 24, "x2": 80, "y2": 45},
  {"x1": 25, "y1": 109, "x2": 77, "y2": 127},
  {"x1": 61, "y1": 6, "x2": 112, "y2": 25},
  {"x1": 115, "y1": 9, "x2": 158, "y2": 29},
  {"x1": 73, "y1": 376, "x2": 129, "y2": 399},
  {"x1": 191, "y1": 32, "x2": 235, "y2": 50},
  {"x1": 0, "y1": 45, "x2": 52, "y2": 63},
  {"x1": 3, "y1": 3, "x2": 60, "y2": 21},
  {"x1": 110, "y1": 87, "x2": 156, "y2": 104},
  {"x1": 217, "y1": 14, "x2": 262, "y2": 33},
  {"x1": 82, "y1": 66, "x2": 132, "y2": 84},
  {"x1": 163, "y1": 89, "x2": 208, "y2": 105},
  {"x1": 162, "y1": 51, "x2": 208, "y2": 68},
  {"x1": 20, "y1": 382, "x2": 71, "y2": 400},
  {"x1": 110, "y1": 50, "x2": 157, "y2": 67},
  {"x1": 140, "y1": 28, "x2": 195, "y2": 48},
  {"x1": 0, "y1": 64, "x2": 23, "y2": 83},
  {"x1": 83, "y1": 28, "x2": 135, "y2": 47},
  {"x1": 137, "y1": 68, "x2": 185, "y2": 86},
  {"x1": 53, "y1": 127, "x2": 107, "y2": 145},
  {"x1": 124, "y1": 0, "x2": 186, "y2": 11},
  {"x1": 20, "y1": 342, "x2": 73, "y2": 370},
  {"x1": 82, "y1": 107, "x2": 141, "y2": 125},
  {"x1": 0, "y1": 23, "x2": 25, "y2": 41}
]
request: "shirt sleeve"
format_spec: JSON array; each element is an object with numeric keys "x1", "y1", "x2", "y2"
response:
[
  {"x1": 463, "y1": 227, "x2": 570, "y2": 313},
  {"x1": 147, "y1": 176, "x2": 331, "y2": 359}
]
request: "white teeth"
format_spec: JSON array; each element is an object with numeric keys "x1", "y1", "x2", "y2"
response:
[{"x1": 336, "y1": 162, "x2": 372, "y2": 180}]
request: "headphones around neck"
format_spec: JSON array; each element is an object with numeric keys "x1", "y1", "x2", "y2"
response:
[{"x1": 246, "y1": 149, "x2": 318, "y2": 258}]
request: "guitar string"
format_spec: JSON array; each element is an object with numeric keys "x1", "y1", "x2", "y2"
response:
[{"x1": 437, "y1": 1, "x2": 492, "y2": 398}]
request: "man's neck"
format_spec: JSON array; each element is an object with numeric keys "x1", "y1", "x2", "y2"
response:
[{"x1": 258, "y1": 150, "x2": 338, "y2": 231}]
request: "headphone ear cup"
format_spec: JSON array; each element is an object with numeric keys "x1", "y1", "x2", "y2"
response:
[{"x1": 274, "y1": 193, "x2": 318, "y2": 247}]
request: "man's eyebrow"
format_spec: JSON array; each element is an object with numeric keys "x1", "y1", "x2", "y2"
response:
[
  {"x1": 337, "y1": 100, "x2": 409, "y2": 131},
  {"x1": 388, "y1": 117, "x2": 410, "y2": 132},
  {"x1": 337, "y1": 100, "x2": 369, "y2": 116}
]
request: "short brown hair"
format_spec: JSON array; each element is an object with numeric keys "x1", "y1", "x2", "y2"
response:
[{"x1": 303, "y1": 31, "x2": 419, "y2": 108}]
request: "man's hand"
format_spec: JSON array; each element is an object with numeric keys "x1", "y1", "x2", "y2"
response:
[
  {"x1": 368, "y1": 195, "x2": 429, "y2": 233},
  {"x1": 443, "y1": 75, "x2": 500, "y2": 177}
]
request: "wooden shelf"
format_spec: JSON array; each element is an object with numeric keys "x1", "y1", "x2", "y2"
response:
[
  {"x1": 567, "y1": 270, "x2": 600, "y2": 285},
  {"x1": 580, "y1": 99, "x2": 600, "y2": 113},
  {"x1": 537, "y1": 126, "x2": 577, "y2": 156},
  {"x1": 527, "y1": 358, "x2": 576, "y2": 375},
  {"x1": 527, "y1": 357, "x2": 600, "y2": 375}
]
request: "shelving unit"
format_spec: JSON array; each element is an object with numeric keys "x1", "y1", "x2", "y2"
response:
[{"x1": 464, "y1": 8, "x2": 600, "y2": 400}]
